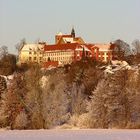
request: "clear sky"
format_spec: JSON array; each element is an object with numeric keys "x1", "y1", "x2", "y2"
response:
[{"x1": 0, "y1": 0, "x2": 140, "y2": 53}]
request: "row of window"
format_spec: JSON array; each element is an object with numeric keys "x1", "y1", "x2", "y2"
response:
[
  {"x1": 29, "y1": 57, "x2": 42, "y2": 61},
  {"x1": 29, "y1": 52, "x2": 42, "y2": 55},
  {"x1": 98, "y1": 52, "x2": 112, "y2": 56},
  {"x1": 28, "y1": 56, "x2": 72, "y2": 62},
  {"x1": 45, "y1": 51, "x2": 73, "y2": 56},
  {"x1": 47, "y1": 56, "x2": 72, "y2": 62}
]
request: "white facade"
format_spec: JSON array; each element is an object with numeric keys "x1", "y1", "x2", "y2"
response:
[
  {"x1": 18, "y1": 44, "x2": 44, "y2": 64},
  {"x1": 44, "y1": 50, "x2": 74, "y2": 65},
  {"x1": 94, "y1": 44, "x2": 112, "y2": 62}
]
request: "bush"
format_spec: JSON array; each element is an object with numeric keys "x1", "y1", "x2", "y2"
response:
[
  {"x1": 0, "y1": 54, "x2": 17, "y2": 75},
  {"x1": 13, "y1": 111, "x2": 28, "y2": 129}
]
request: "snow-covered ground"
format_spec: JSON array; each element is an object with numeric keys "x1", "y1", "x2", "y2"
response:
[{"x1": 0, "y1": 129, "x2": 140, "y2": 140}]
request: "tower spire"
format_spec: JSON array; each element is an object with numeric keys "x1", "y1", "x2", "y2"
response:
[{"x1": 71, "y1": 27, "x2": 75, "y2": 38}]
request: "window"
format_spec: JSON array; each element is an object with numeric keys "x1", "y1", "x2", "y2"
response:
[
  {"x1": 34, "y1": 57, "x2": 36, "y2": 60},
  {"x1": 29, "y1": 57, "x2": 32, "y2": 61},
  {"x1": 48, "y1": 57, "x2": 51, "y2": 61},
  {"x1": 34, "y1": 52, "x2": 37, "y2": 55},
  {"x1": 29, "y1": 52, "x2": 32, "y2": 54}
]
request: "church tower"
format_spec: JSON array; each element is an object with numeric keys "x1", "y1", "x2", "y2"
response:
[{"x1": 71, "y1": 27, "x2": 75, "y2": 38}]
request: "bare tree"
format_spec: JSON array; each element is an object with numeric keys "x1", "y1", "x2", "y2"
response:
[
  {"x1": 25, "y1": 65, "x2": 45, "y2": 129},
  {"x1": 15, "y1": 38, "x2": 26, "y2": 53},
  {"x1": 0, "y1": 46, "x2": 8, "y2": 59},
  {"x1": 132, "y1": 39, "x2": 140, "y2": 55},
  {"x1": 112, "y1": 39, "x2": 132, "y2": 60}
]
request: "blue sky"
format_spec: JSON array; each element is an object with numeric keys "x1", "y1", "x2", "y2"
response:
[{"x1": 0, "y1": 0, "x2": 140, "y2": 53}]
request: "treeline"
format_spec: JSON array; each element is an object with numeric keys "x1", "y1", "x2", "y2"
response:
[{"x1": 0, "y1": 59, "x2": 140, "y2": 129}]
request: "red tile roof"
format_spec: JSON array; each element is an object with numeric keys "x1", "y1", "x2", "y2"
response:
[
  {"x1": 44, "y1": 43, "x2": 99, "y2": 53},
  {"x1": 57, "y1": 35, "x2": 72, "y2": 38},
  {"x1": 84, "y1": 44, "x2": 95, "y2": 50},
  {"x1": 94, "y1": 44, "x2": 111, "y2": 51},
  {"x1": 44, "y1": 43, "x2": 81, "y2": 51},
  {"x1": 43, "y1": 61, "x2": 59, "y2": 68},
  {"x1": 63, "y1": 35, "x2": 72, "y2": 37}
]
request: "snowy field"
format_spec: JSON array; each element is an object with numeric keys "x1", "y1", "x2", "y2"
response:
[{"x1": 0, "y1": 129, "x2": 140, "y2": 140}]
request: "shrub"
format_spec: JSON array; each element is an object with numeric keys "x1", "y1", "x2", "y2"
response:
[{"x1": 13, "y1": 111, "x2": 28, "y2": 129}]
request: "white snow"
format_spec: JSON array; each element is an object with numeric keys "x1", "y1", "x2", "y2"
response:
[
  {"x1": 0, "y1": 129, "x2": 140, "y2": 140},
  {"x1": 0, "y1": 74, "x2": 14, "y2": 86},
  {"x1": 103, "y1": 60, "x2": 133, "y2": 75},
  {"x1": 40, "y1": 76, "x2": 49, "y2": 88},
  {"x1": 104, "y1": 69, "x2": 114, "y2": 74}
]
